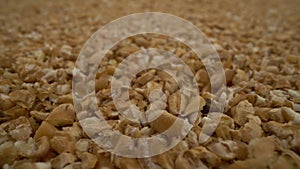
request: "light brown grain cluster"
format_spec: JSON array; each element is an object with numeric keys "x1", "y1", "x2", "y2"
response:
[{"x1": 1, "y1": 0, "x2": 300, "y2": 168}]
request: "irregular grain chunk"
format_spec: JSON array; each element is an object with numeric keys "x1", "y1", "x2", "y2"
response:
[
  {"x1": 0, "y1": 141, "x2": 18, "y2": 166},
  {"x1": 9, "y1": 90, "x2": 36, "y2": 109},
  {"x1": 271, "y1": 149, "x2": 300, "y2": 169},
  {"x1": 240, "y1": 116, "x2": 264, "y2": 143},
  {"x1": 282, "y1": 107, "x2": 300, "y2": 124},
  {"x1": 78, "y1": 152, "x2": 98, "y2": 169},
  {"x1": 34, "y1": 121, "x2": 58, "y2": 140},
  {"x1": 231, "y1": 100, "x2": 254, "y2": 126},
  {"x1": 50, "y1": 135, "x2": 75, "y2": 153},
  {"x1": 248, "y1": 137, "x2": 276, "y2": 159},
  {"x1": 207, "y1": 140, "x2": 237, "y2": 160},
  {"x1": 51, "y1": 153, "x2": 77, "y2": 169},
  {"x1": 114, "y1": 156, "x2": 142, "y2": 169},
  {"x1": 9, "y1": 123, "x2": 32, "y2": 141},
  {"x1": 46, "y1": 104, "x2": 75, "y2": 126}
]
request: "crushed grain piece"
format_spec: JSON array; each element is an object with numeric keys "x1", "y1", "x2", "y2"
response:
[
  {"x1": 50, "y1": 135, "x2": 75, "y2": 153},
  {"x1": 46, "y1": 104, "x2": 75, "y2": 126},
  {"x1": 30, "y1": 111, "x2": 49, "y2": 121},
  {"x1": 51, "y1": 153, "x2": 77, "y2": 169},
  {"x1": 34, "y1": 121, "x2": 58, "y2": 140},
  {"x1": 231, "y1": 100, "x2": 254, "y2": 126},
  {"x1": 78, "y1": 152, "x2": 98, "y2": 169},
  {"x1": 207, "y1": 140, "x2": 237, "y2": 160},
  {"x1": 0, "y1": 94, "x2": 15, "y2": 111},
  {"x1": 9, "y1": 123, "x2": 32, "y2": 141},
  {"x1": 282, "y1": 107, "x2": 300, "y2": 124},
  {"x1": 240, "y1": 116, "x2": 264, "y2": 143},
  {"x1": 9, "y1": 90, "x2": 36, "y2": 109},
  {"x1": 0, "y1": 141, "x2": 18, "y2": 166}
]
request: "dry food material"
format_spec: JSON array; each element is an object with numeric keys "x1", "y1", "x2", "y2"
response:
[
  {"x1": 15, "y1": 136, "x2": 50, "y2": 158},
  {"x1": 175, "y1": 150, "x2": 208, "y2": 169},
  {"x1": 34, "y1": 121, "x2": 58, "y2": 140},
  {"x1": 46, "y1": 104, "x2": 75, "y2": 126},
  {"x1": 1, "y1": 0, "x2": 300, "y2": 168},
  {"x1": 50, "y1": 134, "x2": 75, "y2": 153},
  {"x1": 231, "y1": 100, "x2": 254, "y2": 126},
  {"x1": 50, "y1": 153, "x2": 77, "y2": 169},
  {"x1": 9, "y1": 123, "x2": 32, "y2": 141},
  {"x1": 282, "y1": 107, "x2": 300, "y2": 124},
  {"x1": 12, "y1": 162, "x2": 51, "y2": 169},
  {"x1": 59, "y1": 45, "x2": 73, "y2": 60},
  {"x1": 248, "y1": 137, "x2": 276, "y2": 160},
  {"x1": 0, "y1": 94, "x2": 15, "y2": 111},
  {"x1": 78, "y1": 152, "x2": 98, "y2": 169},
  {"x1": 114, "y1": 157, "x2": 142, "y2": 169},
  {"x1": 0, "y1": 141, "x2": 18, "y2": 166},
  {"x1": 270, "y1": 149, "x2": 300, "y2": 169},
  {"x1": 240, "y1": 118, "x2": 264, "y2": 143},
  {"x1": 8, "y1": 90, "x2": 36, "y2": 109}
]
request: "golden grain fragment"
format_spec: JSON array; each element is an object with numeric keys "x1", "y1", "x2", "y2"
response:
[
  {"x1": 254, "y1": 107, "x2": 270, "y2": 122},
  {"x1": 117, "y1": 45, "x2": 140, "y2": 57},
  {"x1": 286, "y1": 55, "x2": 299, "y2": 64},
  {"x1": 114, "y1": 156, "x2": 142, "y2": 169},
  {"x1": 61, "y1": 122, "x2": 83, "y2": 140},
  {"x1": 215, "y1": 125, "x2": 241, "y2": 141},
  {"x1": 248, "y1": 137, "x2": 276, "y2": 159},
  {"x1": 270, "y1": 90, "x2": 288, "y2": 107},
  {"x1": 9, "y1": 123, "x2": 32, "y2": 141},
  {"x1": 50, "y1": 135, "x2": 75, "y2": 153},
  {"x1": 34, "y1": 121, "x2": 58, "y2": 140},
  {"x1": 55, "y1": 94, "x2": 73, "y2": 104},
  {"x1": 232, "y1": 69, "x2": 249, "y2": 85},
  {"x1": 51, "y1": 153, "x2": 77, "y2": 169},
  {"x1": 195, "y1": 69, "x2": 209, "y2": 84},
  {"x1": 168, "y1": 91, "x2": 180, "y2": 115},
  {"x1": 184, "y1": 95, "x2": 206, "y2": 115},
  {"x1": 229, "y1": 159, "x2": 266, "y2": 169},
  {"x1": 152, "y1": 152, "x2": 175, "y2": 169},
  {"x1": 291, "y1": 130, "x2": 300, "y2": 156},
  {"x1": 75, "y1": 139, "x2": 90, "y2": 152},
  {"x1": 0, "y1": 94, "x2": 15, "y2": 111},
  {"x1": 59, "y1": 45, "x2": 73, "y2": 60},
  {"x1": 268, "y1": 108, "x2": 285, "y2": 123},
  {"x1": 4, "y1": 105, "x2": 28, "y2": 119},
  {"x1": 0, "y1": 141, "x2": 18, "y2": 166},
  {"x1": 134, "y1": 36, "x2": 149, "y2": 47},
  {"x1": 63, "y1": 162, "x2": 82, "y2": 169},
  {"x1": 263, "y1": 121, "x2": 295, "y2": 138},
  {"x1": 150, "y1": 110, "x2": 185, "y2": 134},
  {"x1": 13, "y1": 162, "x2": 51, "y2": 169},
  {"x1": 55, "y1": 84, "x2": 71, "y2": 95},
  {"x1": 9, "y1": 90, "x2": 36, "y2": 109},
  {"x1": 282, "y1": 107, "x2": 300, "y2": 124},
  {"x1": 0, "y1": 128, "x2": 9, "y2": 145},
  {"x1": 240, "y1": 117, "x2": 264, "y2": 143},
  {"x1": 287, "y1": 89, "x2": 300, "y2": 102},
  {"x1": 207, "y1": 140, "x2": 236, "y2": 160},
  {"x1": 95, "y1": 77, "x2": 109, "y2": 91},
  {"x1": 15, "y1": 136, "x2": 50, "y2": 158},
  {"x1": 46, "y1": 104, "x2": 75, "y2": 126},
  {"x1": 231, "y1": 100, "x2": 254, "y2": 126},
  {"x1": 175, "y1": 150, "x2": 209, "y2": 169},
  {"x1": 136, "y1": 69, "x2": 156, "y2": 85},
  {"x1": 30, "y1": 111, "x2": 49, "y2": 121},
  {"x1": 78, "y1": 152, "x2": 98, "y2": 169},
  {"x1": 164, "y1": 78, "x2": 178, "y2": 94},
  {"x1": 191, "y1": 146, "x2": 221, "y2": 167},
  {"x1": 270, "y1": 149, "x2": 300, "y2": 169}
]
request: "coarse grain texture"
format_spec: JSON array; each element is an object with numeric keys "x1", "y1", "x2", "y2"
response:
[{"x1": 0, "y1": 0, "x2": 300, "y2": 168}]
